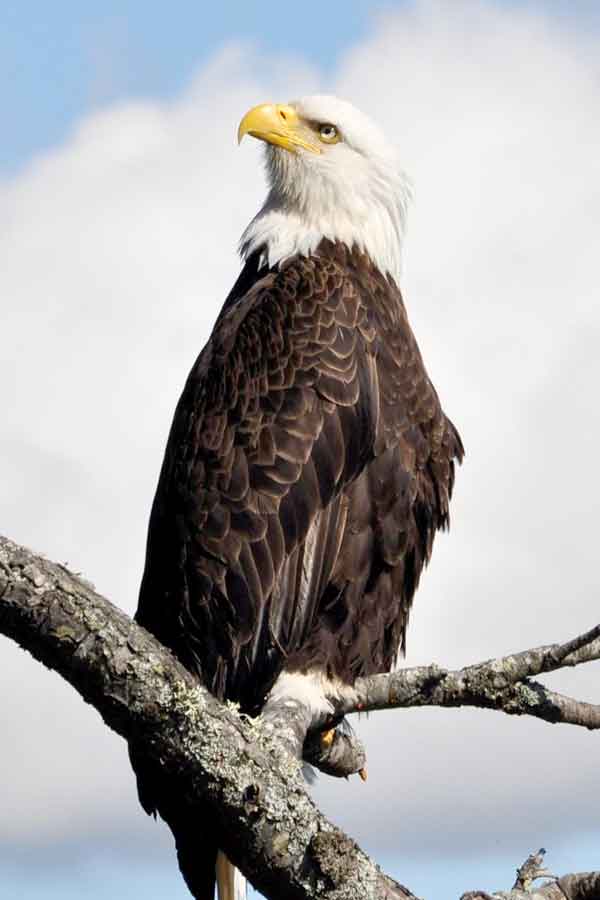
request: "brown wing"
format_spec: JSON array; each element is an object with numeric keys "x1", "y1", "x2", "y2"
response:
[
  {"x1": 136, "y1": 240, "x2": 462, "y2": 712},
  {"x1": 283, "y1": 242, "x2": 463, "y2": 680}
]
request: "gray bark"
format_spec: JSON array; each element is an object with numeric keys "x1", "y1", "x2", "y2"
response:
[
  {"x1": 1, "y1": 534, "x2": 598, "y2": 899},
  {"x1": 340, "y1": 623, "x2": 600, "y2": 729},
  {"x1": 0, "y1": 535, "x2": 414, "y2": 900}
]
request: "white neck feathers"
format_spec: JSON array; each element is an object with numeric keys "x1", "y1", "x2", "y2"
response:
[{"x1": 240, "y1": 145, "x2": 411, "y2": 282}]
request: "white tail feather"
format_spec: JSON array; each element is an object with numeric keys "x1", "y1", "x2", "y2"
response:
[{"x1": 216, "y1": 851, "x2": 246, "y2": 900}]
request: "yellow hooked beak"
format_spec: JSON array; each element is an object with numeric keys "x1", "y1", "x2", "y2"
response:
[{"x1": 237, "y1": 103, "x2": 321, "y2": 155}]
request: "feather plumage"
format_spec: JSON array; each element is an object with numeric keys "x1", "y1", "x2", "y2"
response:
[{"x1": 136, "y1": 240, "x2": 463, "y2": 711}]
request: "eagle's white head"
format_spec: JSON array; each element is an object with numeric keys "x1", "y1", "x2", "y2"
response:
[{"x1": 238, "y1": 95, "x2": 411, "y2": 283}]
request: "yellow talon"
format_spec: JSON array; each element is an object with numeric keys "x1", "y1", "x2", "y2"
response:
[
  {"x1": 358, "y1": 767, "x2": 368, "y2": 782},
  {"x1": 320, "y1": 728, "x2": 336, "y2": 749}
]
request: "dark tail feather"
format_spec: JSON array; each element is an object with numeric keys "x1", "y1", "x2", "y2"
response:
[
  {"x1": 173, "y1": 821, "x2": 218, "y2": 900},
  {"x1": 129, "y1": 742, "x2": 219, "y2": 899}
]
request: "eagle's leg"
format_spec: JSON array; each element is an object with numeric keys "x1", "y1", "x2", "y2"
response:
[
  {"x1": 261, "y1": 670, "x2": 366, "y2": 778},
  {"x1": 265, "y1": 670, "x2": 355, "y2": 722},
  {"x1": 261, "y1": 670, "x2": 345, "y2": 755}
]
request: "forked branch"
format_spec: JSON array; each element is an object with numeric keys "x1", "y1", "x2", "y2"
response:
[
  {"x1": 0, "y1": 534, "x2": 598, "y2": 900},
  {"x1": 461, "y1": 848, "x2": 600, "y2": 899},
  {"x1": 337, "y1": 624, "x2": 600, "y2": 727}
]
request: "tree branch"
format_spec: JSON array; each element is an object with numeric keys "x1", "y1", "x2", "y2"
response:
[
  {"x1": 462, "y1": 876, "x2": 600, "y2": 900},
  {"x1": 1, "y1": 533, "x2": 598, "y2": 899},
  {"x1": 461, "y1": 848, "x2": 600, "y2": 900},
  {"x1": 0, "y1": 535, "x2": 414, "y2": 900},
  {"x1": 310, "y1": 624, "x2": 600, "y2": 777},
  {"x1": 331, "y1": 629, "x2": 600, "y2": 729}
]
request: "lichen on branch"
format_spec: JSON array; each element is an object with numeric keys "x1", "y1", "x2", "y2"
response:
[{"x1": 1, "y1": 534, "x2": 598, "y2": 900}]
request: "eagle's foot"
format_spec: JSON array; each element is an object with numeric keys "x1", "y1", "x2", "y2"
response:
[{"x1": 320, "y1": 727, "x2": 336, "y2": 749}]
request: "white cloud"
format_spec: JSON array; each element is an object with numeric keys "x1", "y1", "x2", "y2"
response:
[{"x1": 1, "y1": 0, "x2": 599, "y2": 884}]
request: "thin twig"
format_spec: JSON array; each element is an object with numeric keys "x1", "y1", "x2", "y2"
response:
[{"x1": 461, "y1": 849, "x2": 600, "y2": 900}]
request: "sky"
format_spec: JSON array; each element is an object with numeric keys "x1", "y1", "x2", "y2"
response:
[{"x1": 1, "y1": 1, "x2": 600, "y2": 898}]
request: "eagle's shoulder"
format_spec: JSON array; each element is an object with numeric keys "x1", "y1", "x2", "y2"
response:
[{"x1": 172, "y1": 244, "x2": 376, "y2": 449}]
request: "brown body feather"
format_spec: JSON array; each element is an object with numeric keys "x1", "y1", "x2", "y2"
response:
[
  {"x1": 131, "y1": 240, "x2": 463, "y2": 896},
  {"x1": 136, "y1": 240, "x2": 462, "y2": 709}
]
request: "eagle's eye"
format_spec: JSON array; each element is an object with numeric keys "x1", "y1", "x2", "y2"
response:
[{"x1": 318, "y1": 123, "x2": 340, "y2": 144}]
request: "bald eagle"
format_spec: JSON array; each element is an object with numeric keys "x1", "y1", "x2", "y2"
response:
[{"x1": 131, "y1": 95, "x2": 463, "y2": 900}]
